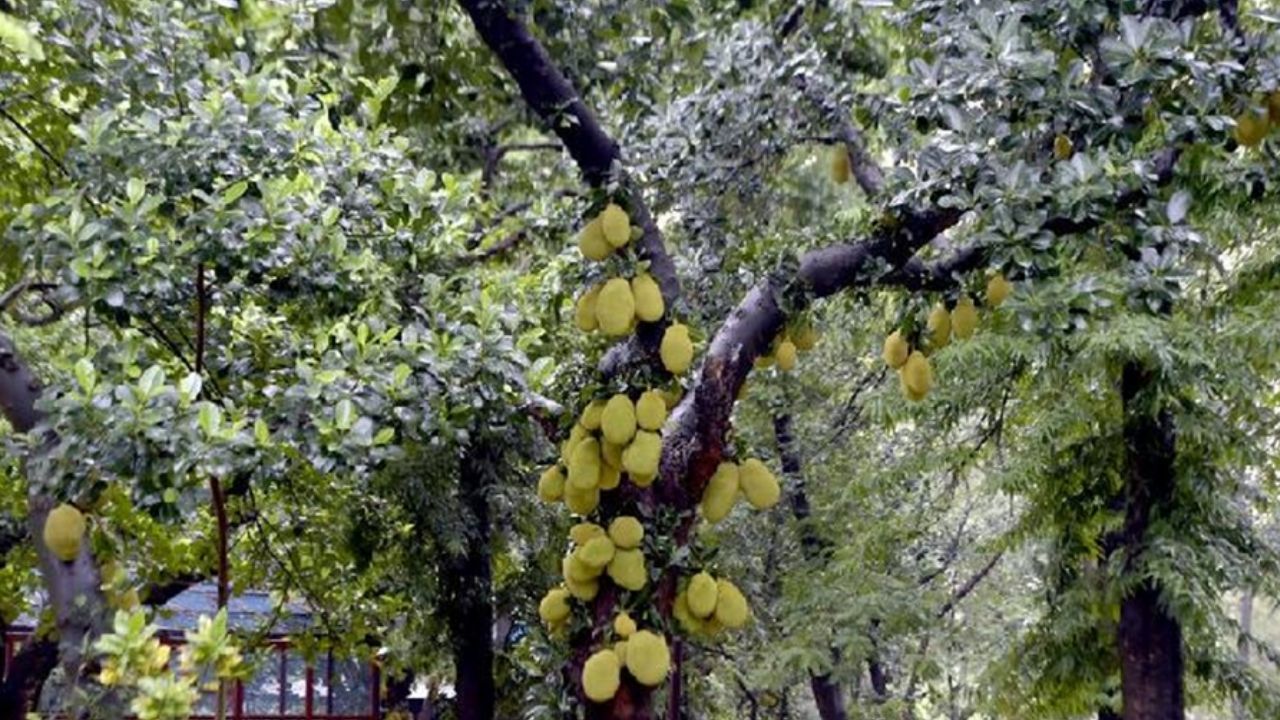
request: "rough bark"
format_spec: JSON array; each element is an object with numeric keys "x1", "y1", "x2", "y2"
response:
[{"x1": 1234, "y1": 590, "x2": 1252, "y2": 720}]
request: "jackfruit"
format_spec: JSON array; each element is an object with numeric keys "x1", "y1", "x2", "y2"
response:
[
  {"x1": 602, "y1": 441, "x2": 624, "y2": 469},
  {"x1": 43, "y1": 504, "x2": 85, "y2": 562},
  {"x1": 568, "y1": 438, "x2": 602, "y2": 490},
  {"x1": 776, "y1": 339, "x2": 797, "y2": 371},
  {"x1": 927, "y1": 302, "x2": 951, "y2": 349},
  {"x1": 601, "y1": 203, "x2": 631, "y2": 248},
  {"x1": 624, "y1": 630, "x2": 670, "y2": 686},
  {"x1": 986, "y1": 273, "x2": 1011, "y2": 307},
  {"x1": 580, "y1": 536, "x2": 617, "y2": 569},
  {"x1": 598, "y1": 464, "x2": 622, "y2": 490},
  {"x1": 608, "y1": 548, "x2": 647, "y2": 591},
  {"x1": 754, "y1": 354, "x2": 774, "y2": 369},
  {"x1": 537, "y1": 466, "x2": 566, "y2": 503},
  {"x1": 951, "y1": 295, "x2": 978, "y2": 339},
  {"x1": 882, "y1": 330, "x2": 909, "y2": 369},
  {"x1": 599, "y1": 395, "x2": 635, "y2": 446},
  {"x1": 565, "y1": 573, "x2": 599, "y2": 601},
  {"x1": 739, "y1": 459, "x2": 781, "y2": 509},
  {"x1": 714, "y1": 579, "x2": 750, "y2": 629},
  {"x1": 830, "y1": 146, "x2": 851, "y2": 184},
  {"x1": 562, "y1": 423, "x2": 590, "y2": 464},
  {"x1": 629, "y1": 471, "x2": 656, "y2": 488},
  {"x1": 576, "y1": 285, "x2": 602, "y2": 331},
  {"x1": 580, "y1": 399, "x2": 606, "y2": 431},
  {"x1": 582, "y1": 649, "x2": 621, "y2": 702},
  {"x1": 790, "y1": 323, "x2": 819, "y2": 351},
  {"x1": 570, "y1": 523, "x2": 606, "y2": 545},
  {"x1": 622, "y1": 431, "x2": 661, "y2": 478},
  {"x1": 595, "y1": 279, "x2": 636, "y2": 336},
  {"x1": 614, "y1": 640, "x2": 629, "y2": 665},
  {"x1": 608, "y1": 516, "x2": 644, "y2": 549},
  {"x1": 660, "y1": 323, "x2": 694, "y2": 375},
  {"x1": 687, "y1": 572, "x2": 718, "y2": 618},
  {"x1": 673, "y1": 591, "x2": 703, "y2": 634},
  {"x1": 700, "y1": 462, "x2": 740, "y2": 523},
  {"x1": 632, "y1": 273, "x2": 665, "y2": 322},
  {"x1": 900, "y1": 351, "x2": 933, "y2": 402},
  {"x1": 660, "y1": 387, "x2": 683, "y2": 409},
  {"x1": 635, "y1": 390, "x2": 666, "y2": 431},
  {"x1": 539, "y1": 588, "x2": 571, "y2": 625},
  {"x1": 565, "y1": 554, "x2": 599, "y2": 583},
  {"x1": 579, "y1": 218, "x2": 612, "y2": 261},
  {"x1": 1053, "y1": 134, "x2": 1073, "y2": 160},
  {"x1": 614, "y1": 612, "x2": 637, "y2": 639},
  {"x1": 565, "y1": 484, "x2": 600, "y2": 515},
  {"x1": 1235, "y1": 107, "x2": 1269, "y2": 147}
]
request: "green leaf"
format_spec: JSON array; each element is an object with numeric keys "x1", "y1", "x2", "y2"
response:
[
  {"x1": 334, "y1": 398, "x2": 356, "y2": 431},
  {"x1": 254, "y1": 418, "x2": 270, "y2": 445},
  {"x1": 137, "y1": 365, "x2": 166, "y2": 398},
  {"x1": 178, "y1": 373, "x2": 203, "y2": 404},
  {"x1": 198, "y1": 402, "x2": 223, "y2": 437},
  {"x1": 221, "y1": 180, "x2": 249, "y2": 205},
  {"x1": 73, "y1": 358, "x2": 97, "y2": 394},
  {"x1": 0, "y1": 12, "x2": 45, "y2": 61}
]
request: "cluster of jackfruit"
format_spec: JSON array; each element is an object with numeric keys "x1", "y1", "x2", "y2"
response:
[
  {"x1": 538, "y1": 517, "x2": 650, "y2": 633},
  {"x1": 699, "y1": 459, "x2": 781, "y2": 523},
  {"x1": 753, "y1": 321, "x2": 819, "y2": 373},
  {"x1": 582, "y1": 616, "x2": 671, "y2": 702},
  {"x1": 883, "y1": 273, "x2": 1011, "y2": 401},
  {"x1": 575, "y1": 273, "x2": 666, "y2": 337},
  {"x1": 43, "y1": 503, "x2": 86, "y2": 562},
  {"x1": 673, "y1": 571, "x2": 750, "y2": 637},
  {"x1": 578, "y1": 203, "x2": 641, "y2": 261},
  {"x1": 1232, "y1": 92, "x2": 1280, "y2": 148}
]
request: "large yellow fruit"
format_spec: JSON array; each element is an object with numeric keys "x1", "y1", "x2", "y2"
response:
[
  {"x1": 601, "y1": 394, "x2": 637, "y2": 445},
  {"x1": 568, "y1": 438, "x2": 602, "y2": 490},
  {"x1": 565, "y1": 554, "x2": 599, "y2": 583},
  {"x1": 739, "y1": 459, "x2": 780, "y2": 509},
  {"x1": 687, "y1": 572, "x2": 718, "y2": 618},
  {"x1": 830, "y1": 146, "x2": 851, "y2": 184},
  {"x1": 882, "y1": 330, "x2": 909, "y2": 369},
  {"x1": 951, "y1": 295, "x2": 978, "y2": 339},
  {"x1": 608, "y1": 548, "x2": 647, "y2": 591},
  {"x1": 789, "y1": 322, "x2": 819, "y2": 351},
  {"x1": 631, "y1": 273, "x2": 665, "y2": 322},
  {"x1": 608, "y1": 516, "x2": 644, "y2": 549},
  {"x1": 602, "y1": 441, "x2": 624, "y2": 470},
  {"x1": 629, "y1": 471, "x2": 656, "y2": 488},
  {"x1": 900, "y1": 351, "x2": 933, "y2": 402},
  {"x1": 561, "y1": 423, "x2": 589, "y2": 465},
  {"x1": 537, "y1": 466, "x2": 566, "y2": 503},
  {"x1": 565, "y1": 484, "x2": 600, "y2": 515},
  {"x1": 660, "y1": 323, "x2": 694, "y2": 375},
  {"x1": 575, "y1": 285, "x2": 602, "y2": 331},
  {"x1": 1234, "y1": 107, "x2": 1270, "y2": 147},
  {"x1": 565, "y1": 573, "x2": 599, "y2": 601},
  {"x1": 714, "y1": 579, "x2": 750, "y2": 629},
  {"x1": 622, "y1": 431, "x2": 661, "y2": 478},
  {"x1": 582, "y1": 649, "x2": 621, "y2": 702},
  {"x1": 539, "y1": 588, "x2": 571, "y2": 624},
  {"x1": 700, "y1": 462, "x2": 739, "y2": 523},
  {"x1": 1053, "y1": 134, "x2": 1073, "y2": 160},
  {"x1": 927, "y1": 303, "x2": 951, "y2": 349},
  {"x1": 986, "y1": 273, "x2": 1011, "y2": 307},
  {"x1": 43, "y1": 504, "x2": 85, "y2": 562},
  {"x1": 624, "y1": 630, "x2": 670, "y2": 686},
  {"x1": 775, "y1": 339, "x2": 797, "y2": 372},
  {"x1": 580, "y1": 399, "x2": 606, "y2": 431},
  {"x1": 579, "y1": 218, "x2": 613, "y2": 261},
  {"x1": 614, "y1": 612, "x2": 637, "y2": 638},
  {"x1": 614, "y1": 640, "x2": 629, "y2": 665},
  {"x1": 635, "y1": 390, "x2": 666, "y2": 431},
  {"x1": 570, "y1": 522, "x2": 606, "y2": 545},
  {"x1": 579, "y1": 536, "x2": 617, "y2": 569},
  {"x1": 600, "y1": 203, "x2": 631, "y2": 248},
  {"x1": 598, "y1": 464, "x2": 622, "y2": 490},
  {"x1": 673, "y1": 591, "x2": 703, "y2": 634},
  {"x1": 595, "y1": 278, "x2": 636, "y2": 336}
]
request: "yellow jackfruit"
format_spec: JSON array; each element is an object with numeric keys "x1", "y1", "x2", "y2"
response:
[
  {"x1": 635, "y1": 390, "x2": 666, "y2": 431},
  {"x1": 951, "y1": 295, "x2": 978, "y2": 340},
  {"x1": 882, "y1": 330, "x2": 909, "y2": 369},
  {"x1": 565, "y1": 484, "x2": 600, "y2": 515},
  {"x1": 562, "y1": 424, "x2": 590, "y2": 465},
  {"x1": 622, "y1": 431, "x2": 661, "y2": 478},
  {"x1": 580, "y1": 399, "x2": 606, "y2": 431},
  {"x1": 539, "y1": 588, "x2": 571, "y2": 625},
  {"x1": 565, "y1": 573, "x2": 599, "y2": 601},
  {"x1": 660, "y1": 323, "x2": 694, "y2": 375},
  {"x1": 576, "y1": 285, "x2": 602, "y2": 331},
  {"x1": 687, "y1": 572, "x2": 718, "y2": 618},
  {"x1": 630, "y1": 471, "x2": 656, "y2": 488},
  {"x1": 614, "y1": 612, "x2": 637, "y2": 639},
  {"x1": 614, "y1": 640, "x2": 629, "y2": 665},
  {"x1": 570, "y1": 523, "x2": 606, "y2": 545},
  {"x1": 582, "y1": 649, "x2": 621, "y2": 702},
  {"x1": 580, "y1": 536, "x2": 617, "y2": 569},
  {"x1": 601, "y1": 394, "x2": 637, "y2": 445},
  {"x1": 43, "y1": 504, "x2": 85, "y2": 562},
  {"x1": 600, "y1": 203, "x2": 631, "y2": 248},
  {"x1": 830, "y1": 146, "x2": 851, "y2": 184},
  {"x1": 608, "y1": 548, "x2": 647, "y2": 591},
  {"x1": 568, "y1": 438, "x2": 602, "y2": 490},
  {"x1": 754, "y1": 354, "x2": 774, "y2": 369},
  {"x1": 927, "y1": 303, "x2": 951, "y2": 349},
  {"x1": 790, "y1": 323, "x2": 819, "y2": 351},
  {"x1": 579, "y1": 218, "x2": 612, "y2": 261},
  {"x1": 673, "y1": 591, "x2": 703, "y2": 634},
  {"x1": 602, "y1": 441, "x2": 624, "y2": 469},
  {"x1": 624, "y1": 630, "x2": 670, "y2": 686},
  {"x1": 1235, "y1": 107, "x2": 1269, "y2": 147},
  {"x1": 608, "y1": 516, "x2": 644, "y2": 549},
  {"x1": 598, "y1": 464, "x2": 622, "y2": 490},
  {"x1": 900, "y1": 351, "x2": 933, "y2": 402},
  {"x1": 1053, "y1": 134, "x2": 1073, "y2": 160},
  {"x1": 739, "y1": 459, "x2": 780, "y2": 510},
  {"x1": 776, "y1": 339, "x2": 797, "y2": 372},
  {"x1": 700, "y1": 462, "x2": 739, "y2": 523},
  {"x1": 660, "y1": 387, "x2": 683, "y2": 409},
  {"x1": 714, "y1": 579, "x2": 750, "y2": 629},
  {"x1": 986, "y1": 273, "x2": 1011, "y2": 307},
  {"x1": 595, "y1": 278, "x2": 636, "y2": 336},
  {"x1": 565, "y1": 554, "x2": 600, "y2": 583},
  {"x1": 632, "y1": 273, "x2": 665, "y2": 322},
  {"x1": 537, "y1": 466, "x2": 566, "y2": 503}
]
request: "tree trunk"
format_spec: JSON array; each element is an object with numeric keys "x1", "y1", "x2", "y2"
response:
[
  {"x1": 1117, "y1": 362, "x2": 1184, "y2": 720},
  {"x1": 0, "y1": 637, "x2": 58, "y2": 720},
  {"x1": 1234, "y1": 591, "x2": 1253, "y2": 720}
]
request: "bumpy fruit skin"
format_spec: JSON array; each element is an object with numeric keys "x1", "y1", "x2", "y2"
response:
[
  {"x1": 575, "y1": 285, "x2": 602, "y2": 331},
  {"x1": 598, "y1": 464, "x2": 622, "y2": 490},
  {"x1": 580, "y1": 399, "x2": 606, "y2": 431},
  {"x1": 565, "y1": 572, "x2": 600, "y2": 601},
  {"x1": 882, "y1": 330, "x2": 909, "y2": 369},
  {"x1": 700, "y1": 462, "x2": 740, "y2": 522},
  {"x1": 624, "y1": 630, "x2": 671, "y2": 686},
  {"x1": 608, "y1": 549, "x2": 647, "y2": 591},
  {"x1": 631, "y1": 273, "x2": 665, "y2": 322},
  {"x1": 568, "y1": 438, "x2": 602, "y2": 490},
  {"x1": 566, "y1": 554, "x2": 600, "y2": 583},
  {"x1": 565, "y1": 484, "x2": 600, "y2": 515},
  {"x1": 951, "y1": 295, "x2": 978, "y2": 339},
  {"x1": 43, "y1": 504, "x2": 85, "y2": 562},
  {"x1": 537, "y1": 466, "x2": 566, "y2": 503},
  {"x1": 673, "y1": 591, "x2": 703, "y2": 634},
  {"x1": 580, "y1": 536, "x2": 617, "y2": 569},
  {"x1": 602, "y1": 441, "x2": 625, "y2": 469},
  {"x1": 539, "y1": 588, "x2": 571, "y2": 624},
  {"x1": 775, "y1": 339, "x2": 798, "y2": 371},
  {"x1": 900, "y1": 351, "x2": 933, "y2": 402},
  {"x1": 739, "y1": 459, "x2": 781, "y2": 509},
  {"x1": 927, "y1": 303, "x2": 951, "y2": 349},
  {"x1": 1234, "y1": 107, "x2": 1270, "y2": 147},
  {"x1": 830, "y1": 146, "x2": 851, "y2": 184},
  {"x1": 601, "y1": 394, "x2": 638, "y2": 446},
  {"x1": 660, "y1": 323, "x2": 694, "y2": 374},
  {"x1": 986, "y1": 273, "x2": 1011, "y2": 307},
  {"x1": 714, "y1": 579, "x2": 750, "y2": 629},
  {"x1": 608, "y1": 516, "x2": 644, "y2": 549},
  {"x1": 579, "y1": 218, "x2": 613, "y2": 261},
  {"x1": 614, "y1": 612, "x2": 637, "y2": 638},
  {"x1": 790, "y1": 323, "x2": 819, "y2": 351},
  {"x1": 583, "y1": 649, "x2": 622, "y2": 702},
  {"x1": 622, "y1": 430, "x2": 661, "y2": 478},
  {"x1": 570, "y1": 522, "x2": 606, "y2": 545},
  {"x1": 635, "y1": 390, "x2": 667, "y2": 431},
  {"x1": 595, "y1": 278, "x2": 636, "y2": 336},
  {"x1": 687, "y1": 572, "x2": 718, "y2": 618},
  {"x1": 614, "y1": 640, "x2": 629, "y2": 665},
  {"x1": 601, "y1": 203, "x2": 631, "y2": 248},
  {"x1": 1053, "y1": 134, "x2": 1073, "y2": 160}
]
